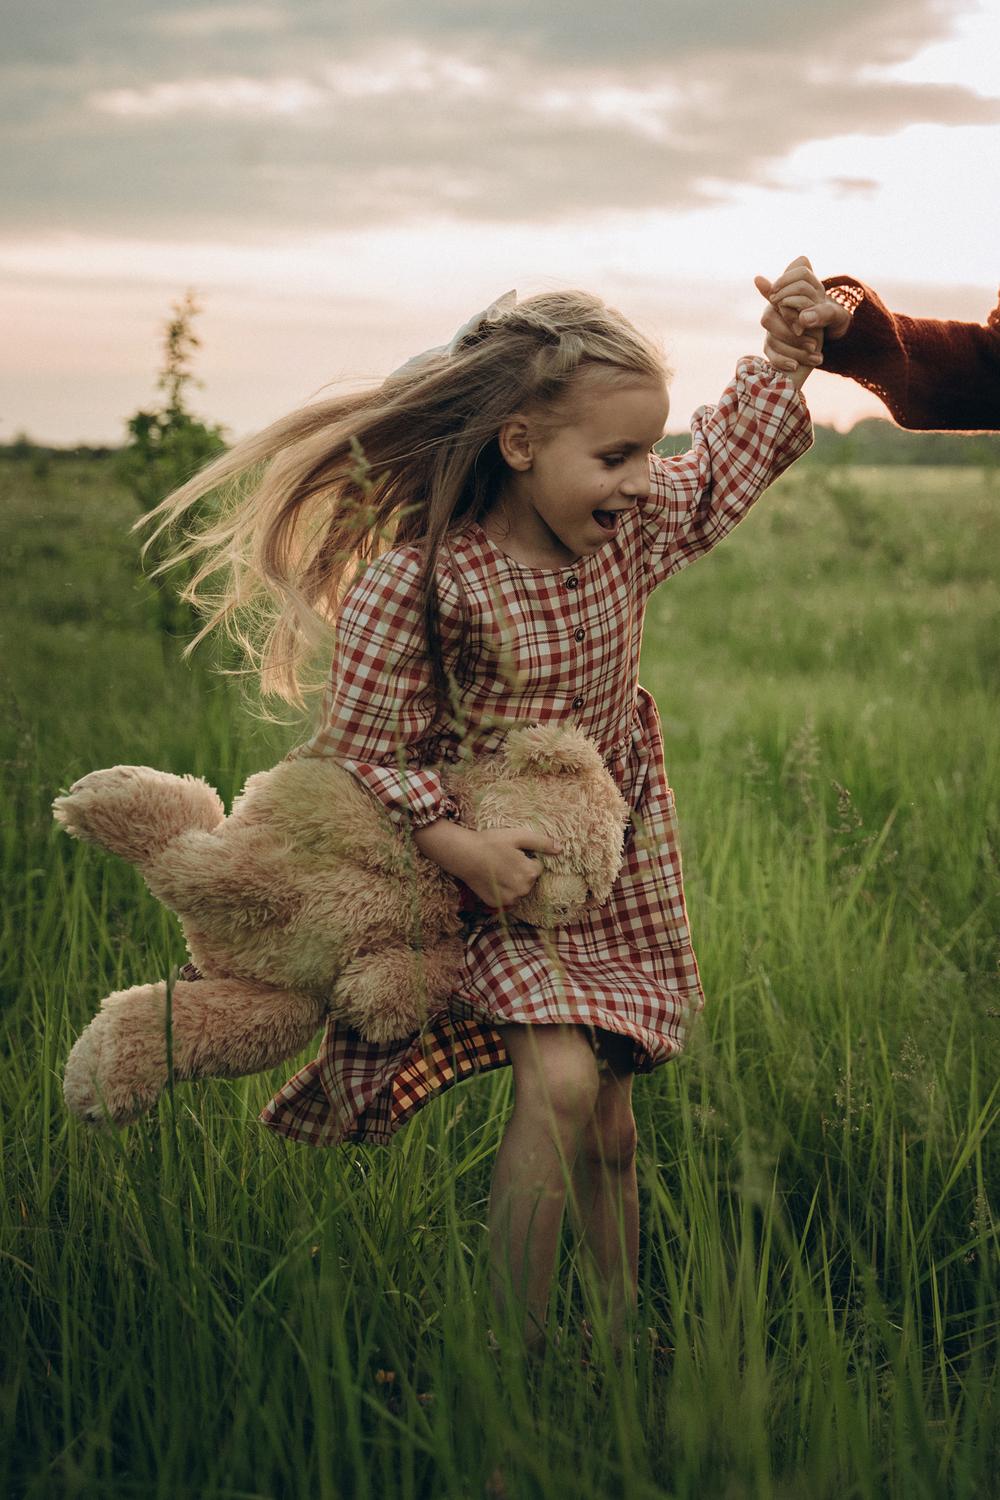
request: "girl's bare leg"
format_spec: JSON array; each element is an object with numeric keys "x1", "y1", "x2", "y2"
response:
[
  {"x1": 568, "y1": 1031, "x2": 639, "y2": 1347},
  {"x1": 489, "y1": 1023, "x2": 600, "y2": 1350}
]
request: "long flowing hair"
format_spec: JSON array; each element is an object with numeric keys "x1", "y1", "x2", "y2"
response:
[{"x1": 138, "y1": 290, "x2": 666, "y2": 717}]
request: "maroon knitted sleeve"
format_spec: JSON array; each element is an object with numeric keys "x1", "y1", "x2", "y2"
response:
[{"x1": 820, "y1": 276, "x2": 1000, "y2": 432}]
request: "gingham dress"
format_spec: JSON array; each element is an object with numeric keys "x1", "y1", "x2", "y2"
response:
[{"x1": 261, "y1": 357, "x2": 811, "y2": 1146}]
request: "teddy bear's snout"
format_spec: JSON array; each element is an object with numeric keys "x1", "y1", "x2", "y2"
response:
[{"x1": 516, "y1": 864, "x2": 597, "y2": 927}]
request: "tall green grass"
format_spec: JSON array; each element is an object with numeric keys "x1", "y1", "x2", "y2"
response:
[{"x1": 2, "y1": 458, "x2": 998, "y2": 1499}]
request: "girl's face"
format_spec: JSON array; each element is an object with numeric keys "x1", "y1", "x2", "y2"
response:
[{"x1": 490, "y1": 376, "x2": 670, "y2": 567}]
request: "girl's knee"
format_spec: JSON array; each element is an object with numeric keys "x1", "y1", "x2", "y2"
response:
[
  {"x1": 504, "y1": 1025, "x2": 601, "y2": 1137},
  {"x1": 581, "y1": 1084, "x2": 637, "y2": 1172},
  {"x1": 540, "y1": 1058, "x2": 601, "y2": 1135}
]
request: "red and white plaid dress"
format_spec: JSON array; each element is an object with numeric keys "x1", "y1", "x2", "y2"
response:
[{"x1": 261, "y1": 357, "x2": 811, "y2": 1146}]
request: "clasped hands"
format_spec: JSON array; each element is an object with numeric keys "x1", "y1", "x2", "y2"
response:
[{"x1": 755, "y1": 256, "x2": 853, "y2": 375}]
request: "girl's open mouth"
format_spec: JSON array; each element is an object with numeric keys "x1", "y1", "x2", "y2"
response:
[{"x1": 592, "y1": 509, "x2": 618, "y2": 531}]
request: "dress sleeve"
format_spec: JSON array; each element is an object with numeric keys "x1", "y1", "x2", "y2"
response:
[
  {"x1": 300, "y1": 547, "x2": 461, "y2": 829},
  {"x1": 820, "y1": 276, "x2": 1000, "y2": 432},
  {"x1": 640, "y1": 356, "x2": 812, "y2": 587}
]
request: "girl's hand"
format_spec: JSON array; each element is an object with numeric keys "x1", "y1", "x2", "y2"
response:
[
  {"x1": 460, "y1": 825, "x2": 564, "y2": 910},
  {"x1": 413, "y1": 818, "x2": 562, "y2": 909}
]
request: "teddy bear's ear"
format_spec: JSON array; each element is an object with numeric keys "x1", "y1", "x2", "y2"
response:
[{"x1": 502, "y1": 723, "x2": 602, "y2": 776}]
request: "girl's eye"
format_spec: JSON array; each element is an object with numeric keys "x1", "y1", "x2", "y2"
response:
[{"x1": 602, "y1": 455, "x2": 625, "y2": 468}]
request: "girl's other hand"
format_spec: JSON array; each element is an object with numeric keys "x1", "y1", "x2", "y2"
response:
[
  {"x1": 462, "y1": 825, "x2": 564, "y2": 910},
  {"x1": 412, "y1": 817, "x2": 563, "y2": 910}
]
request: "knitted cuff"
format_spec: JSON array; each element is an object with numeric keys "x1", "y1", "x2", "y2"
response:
[{"x1": 819, "y1": 276, "x2": 909, "y2": 422}]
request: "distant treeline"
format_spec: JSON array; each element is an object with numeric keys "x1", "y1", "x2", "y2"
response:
[
  {"x1": 1, "y1": 436, "x2": 120, "y2": 462},
  {"x1": 3, "y1": 418, "x2": 999, "y2": 468}
]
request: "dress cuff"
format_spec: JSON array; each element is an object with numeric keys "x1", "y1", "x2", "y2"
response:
[
  {"x1": 409, "y1": 794, "x2": 461, "y2": 831},
  {"x1": 709, "y1": 355, "x2": 813, "y2": 467},
  {"x1": 735, "y1": 352, "x2": 803, "y2": 402},
  {"x1": 345, "y1": 763, "x2": 457, "y2": 830}
]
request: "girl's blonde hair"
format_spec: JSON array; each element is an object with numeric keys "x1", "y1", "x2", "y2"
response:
[{"x1": 139, "y1": 289, "x2": 666, "y2": 714}]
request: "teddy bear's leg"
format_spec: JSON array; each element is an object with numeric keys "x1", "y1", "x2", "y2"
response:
[
  {"x1": 143, "y1": 835, "x2": 299, "y2": 933},
  {"x1": 332, "y1": 936, "x2": 465, "y2": 1043},
  {"x1": 63, "y1": 977, "x2": 325, "y2": 1126}
]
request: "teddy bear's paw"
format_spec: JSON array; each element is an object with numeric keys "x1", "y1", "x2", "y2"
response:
[
  {"x1": 64, "y1": 1041, "x2": 151, "y2": 1127},
  {"x1": 332, "y1": 938, "x2": 464, "y2": 1043},
  {"x1": 53, "y1": 766, "x2": 224, "y2": 865},
  {"x1": 63, "y1": 983, "x2": 170, "y2": 1126},
  {"x1": 63, "y1": 1026, "x2": 112, "y2": 1125}
]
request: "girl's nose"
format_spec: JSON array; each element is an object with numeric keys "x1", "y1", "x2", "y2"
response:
[{"x1": 621, "y1": 465, "x2": 651, "y2": 500}]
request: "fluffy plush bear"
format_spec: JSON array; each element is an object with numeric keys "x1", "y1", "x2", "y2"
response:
[{"x1": 54, "y1": 723, "x2": 629, "y2": 1126}]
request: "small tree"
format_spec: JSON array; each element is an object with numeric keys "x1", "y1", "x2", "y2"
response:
[{"x1": 118, "y1": 290, "x2": 228, "y2": 644}]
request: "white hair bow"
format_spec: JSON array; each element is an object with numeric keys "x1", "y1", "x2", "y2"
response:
[{"x1": 388, "y1": 289, "x2": 517, "y2": 380}]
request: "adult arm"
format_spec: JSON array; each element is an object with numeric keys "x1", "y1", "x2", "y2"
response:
[{"x1": 818, "y1": 278, "x2": 1000, "y2": 432}]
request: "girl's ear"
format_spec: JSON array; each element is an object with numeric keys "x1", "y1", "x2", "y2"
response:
[{"x1": 497, "y1": 415, "x2": 535, "y2": 472}]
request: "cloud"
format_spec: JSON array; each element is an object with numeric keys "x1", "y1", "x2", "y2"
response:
[
  {"x1": 90, "y1": 76, "x2": 330, "y2": 119},
  {"x1": 828, "y1": 175, "x2": 881, "y2": 196},
  {"x1": 323, "y1": 52, "x2": 491, "y2": 100},
  {"x1": 87, "y1": 50, "x2": 494, "y2": 118},
  {"x1": 0, "y1": 0, "x2": 996, "y2": 238},
  {"x1": 146, "y1": 6, "x2": 288, "y2": 38},
  {"x1": 4, "y1": 0, "x2": 967, "y2": 69}
]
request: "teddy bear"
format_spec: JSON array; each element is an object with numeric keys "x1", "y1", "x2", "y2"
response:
[{"x1": 54, "y1": 722, "x2": 629, "y2": 1126}]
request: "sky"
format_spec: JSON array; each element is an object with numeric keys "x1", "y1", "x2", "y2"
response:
[{"x1": 3, "y1": 0, "x2": 998, "y2": 445}]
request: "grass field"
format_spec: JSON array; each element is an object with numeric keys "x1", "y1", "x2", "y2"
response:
[{"x1": 2, "y1": 455, "x2": 998, "y2": 1499}]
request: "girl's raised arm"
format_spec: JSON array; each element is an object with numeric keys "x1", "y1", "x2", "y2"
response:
[{"x1": 638, "y1": 357, "x2": 813, "y2": 588}]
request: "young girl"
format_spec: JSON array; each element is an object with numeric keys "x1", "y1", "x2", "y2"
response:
[{"x1": 147, "y1": 275, "x2": 820, "y2": 1353}]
